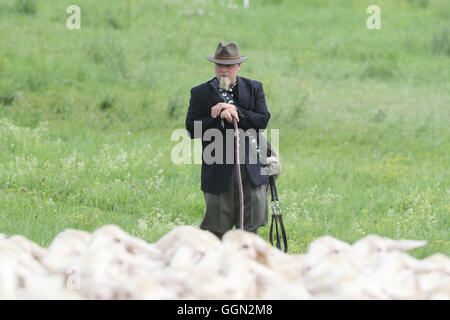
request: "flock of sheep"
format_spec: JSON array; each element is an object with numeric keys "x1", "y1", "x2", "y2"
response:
[{"x1": 0, "y1": 225, "x2": 449, "y2": 299}]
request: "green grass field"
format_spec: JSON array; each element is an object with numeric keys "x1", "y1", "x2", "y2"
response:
[{"x1": 0, "y1": 0, "x2": 448, "y2": 258}]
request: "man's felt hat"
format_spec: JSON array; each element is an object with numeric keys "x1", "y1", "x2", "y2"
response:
[{"x1": 206, "y1": 41, "x2": 248, "y2": 64}]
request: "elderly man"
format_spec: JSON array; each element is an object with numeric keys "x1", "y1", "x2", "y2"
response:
[{"x1": 185, "y1": 41, "x2": 271, "y2": 239}]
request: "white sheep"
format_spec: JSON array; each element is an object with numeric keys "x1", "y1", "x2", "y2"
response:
[
  {"x1": 7, "y1": 235, "x2": 47, "y2": 262},
  {"x1": 41, "y1": 229, "x2": 91, "y2": 274},
  {"x1": 1, "y1": 225, "x2": 448, "y2": 300}
]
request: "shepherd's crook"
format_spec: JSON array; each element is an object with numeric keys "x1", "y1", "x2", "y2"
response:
[{"x1": 233, "y1": 118, "x2": 245, "y2": 230}]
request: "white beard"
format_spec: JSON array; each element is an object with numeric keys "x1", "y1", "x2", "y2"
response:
[{"x1": 219, "y1": 77, "x2": 231, "y2": 91}]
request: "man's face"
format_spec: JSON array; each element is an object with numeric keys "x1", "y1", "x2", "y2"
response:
[{"x1": 215, "y1": 63, "x2": 241, "y2": 84}]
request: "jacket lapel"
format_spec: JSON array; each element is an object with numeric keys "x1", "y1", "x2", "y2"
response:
[{"x1": 237, "y1": 76, "x2": 250, "y2": 109}]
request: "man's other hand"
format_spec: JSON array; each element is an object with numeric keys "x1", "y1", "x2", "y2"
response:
[{"x1": 220, "y1": 108, "x2": 239, "y2": 124}]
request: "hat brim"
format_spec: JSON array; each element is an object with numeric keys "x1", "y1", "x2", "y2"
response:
[{"x1": 206, "y1": 56, "x2": 248, "y2": 64}]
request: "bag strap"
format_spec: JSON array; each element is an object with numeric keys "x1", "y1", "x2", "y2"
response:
[{"x1": 268, "y1": 175, "x2": 288, "y2": 253}]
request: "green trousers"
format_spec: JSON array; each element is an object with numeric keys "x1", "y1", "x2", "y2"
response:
[{"x1": 200, "y1": 164, "x2": 268, "y2": 239}]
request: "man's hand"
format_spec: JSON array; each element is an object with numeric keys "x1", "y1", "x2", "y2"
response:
[
  {"x1": 220, "y1": 108, "x2": 239, "y2": 124},
  {"x1": 211, "y1": 102, "x2": 237, "y2": 119}
]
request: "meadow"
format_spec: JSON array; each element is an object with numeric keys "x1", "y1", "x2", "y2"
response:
[{"x1": 0, "y1": 0, "x2": 448, "y2": 258}]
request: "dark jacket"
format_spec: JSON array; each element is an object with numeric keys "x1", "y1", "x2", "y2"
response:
[{"x1": 185, "y1": 76, "x2": 271, "y2": 194}]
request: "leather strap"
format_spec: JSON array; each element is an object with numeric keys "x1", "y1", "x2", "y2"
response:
[
  {"x1": 215, "y1": 56, "x2": 240, "y2": 60},
  {"x1": 268, "y1": 175, "x2": 288, "y2": 253}
]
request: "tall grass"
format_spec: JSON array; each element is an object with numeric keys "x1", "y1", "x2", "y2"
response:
[{"x1": 0, "y1": 0, "x2": 448, "y2": 258}]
